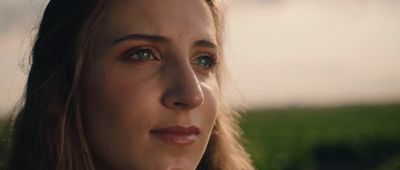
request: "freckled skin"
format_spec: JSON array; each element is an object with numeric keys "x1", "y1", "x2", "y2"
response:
[{"x1": 82, "y1": 0, "x2": 219, "y2": 169}]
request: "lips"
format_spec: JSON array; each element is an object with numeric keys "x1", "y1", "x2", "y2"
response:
[{"x1": 150, "y1": 126, "x2": 200, "y2": 147}]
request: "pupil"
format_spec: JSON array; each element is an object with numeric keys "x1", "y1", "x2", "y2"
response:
[
  {"x1": 199, "y1": 57, "x2": 210, "y2": 68},
  {"x1": 138, "y1": 50, "x2": 150, "y2": 60}
]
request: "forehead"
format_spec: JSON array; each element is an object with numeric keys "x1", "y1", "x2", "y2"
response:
[{"x1": 96, "y1": 0, "x2": 216, "y2": 44}]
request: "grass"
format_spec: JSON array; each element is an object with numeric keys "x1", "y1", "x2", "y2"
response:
[
  {"x1": 240, "y1": 104, "x2": 400, "y2": 170},
  {"x1": 0, "y1": 104, "x2": 399, "y2": 169}
]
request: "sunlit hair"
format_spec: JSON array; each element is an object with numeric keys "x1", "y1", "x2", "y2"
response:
[{"x1": 7, "y1": 0, "x2": 254, "y2": 169}]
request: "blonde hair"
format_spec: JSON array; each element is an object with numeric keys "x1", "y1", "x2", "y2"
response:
[{"x1": 7, "y1": 0, "x2": 254, "y2": 169}]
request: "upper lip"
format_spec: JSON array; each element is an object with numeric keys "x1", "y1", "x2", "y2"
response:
[{"x1": 150, "y1": 125, "x2": 200, "y2": 135}]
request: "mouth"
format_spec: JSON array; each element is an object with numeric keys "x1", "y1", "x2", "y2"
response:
[{"x1": 150, "y1": 125, "x2": 200, "y2": 147}]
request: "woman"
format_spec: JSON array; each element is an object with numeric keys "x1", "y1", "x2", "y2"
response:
[{"x1": 7, "y1": 0, "x2": 254, "y2": 169}]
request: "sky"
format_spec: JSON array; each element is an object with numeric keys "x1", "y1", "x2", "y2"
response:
[
  {"x1": 226, "y1": 0, "x2": 400, "y2": 108},
  {"x1": 1, "y1": 0, "x2": 400, "y2": 115}
]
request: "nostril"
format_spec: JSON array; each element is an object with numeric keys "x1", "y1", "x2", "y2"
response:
[
  {"x1": 173, "y1": 102, "x2": 191, "y2": 110},
  {"x1": 161, "y1": 66, "x2": 205, "y2": 110}
]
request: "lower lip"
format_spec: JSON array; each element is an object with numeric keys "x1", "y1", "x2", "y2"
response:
[{"x1": 151, "y1": 133, "x2": 198, "y2": 147}]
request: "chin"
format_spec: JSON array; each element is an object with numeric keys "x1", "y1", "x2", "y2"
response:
[{"x1": 155, "y1": 156, "x2": 197, "y2": 170}]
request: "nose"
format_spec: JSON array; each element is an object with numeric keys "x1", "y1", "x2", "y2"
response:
[{"x1": 161, "y1": 61, "x2": 204, "y2": 111}]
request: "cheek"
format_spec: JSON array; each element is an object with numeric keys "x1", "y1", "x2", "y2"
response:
[
  {"x1": 85, "y1": 65, "x2": 159, "y2": 124},
  {"x1": 82, "y1": 67, "x2": 160, "y2": 168},
  {"x1": 197, "y1": 78, "x2": 220, "y2": 138}
]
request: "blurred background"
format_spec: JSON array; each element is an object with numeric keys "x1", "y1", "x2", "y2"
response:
[{"x1": 1, "y1": 0, "x2": 400, "y2": 169}]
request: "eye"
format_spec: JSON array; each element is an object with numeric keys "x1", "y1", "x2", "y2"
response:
[
  {"x1": 122, "y1": 46, "x2": 159, "y2": 63},
  {"x1": 193, "y1": 54, "x2": 218, "y2": 70}
]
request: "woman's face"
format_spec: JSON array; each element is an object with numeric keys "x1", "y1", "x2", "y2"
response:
[{"x1": 82, "y1": 0, "x2": 219, "y2": 169}]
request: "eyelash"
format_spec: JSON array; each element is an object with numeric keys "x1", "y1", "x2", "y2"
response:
[
  {"x1": 192, "y1": 53, "x2": 219, "y2": 70},
  {"x1": 121, "y1": 45, "x2": 160, "y2": 63},
  {"x1": 120, "y1": 46, "x2": 219, "y2": 70}
]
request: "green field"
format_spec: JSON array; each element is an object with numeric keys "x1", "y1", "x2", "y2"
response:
[
  {"x1": 240, "y1": 104, "x2": 400, "y2": 170},
  {"x1": 1, "y1": 104, "x2": 400, "y2": 170}
]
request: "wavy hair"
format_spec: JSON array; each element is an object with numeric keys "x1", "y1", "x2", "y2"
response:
[{"x1": 7, "y1": 0, "x2": 254, "y2": 169}]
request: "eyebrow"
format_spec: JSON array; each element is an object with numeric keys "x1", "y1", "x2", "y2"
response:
[
  {"x1": 113, "y1": 34, "x2": 168, "y2": 44},
  {"x1": 194, "y1": 39, "x2": 217, "y2": 49},
  {"x1": 112, "y1": 34, "x2": 217, "y2": 49}
]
